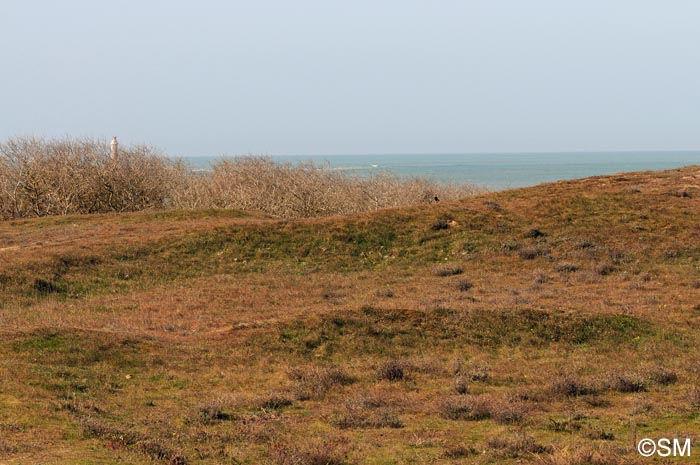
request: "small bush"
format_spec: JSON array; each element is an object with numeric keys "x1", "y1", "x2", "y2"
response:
[
  {"x1": 334, "y1": 396, "x2": 404, "y2": 429},
  {"x1": 533, "y1": 271, "x2": 548, "y2": 284},
  {"x1": 584, "y1": 426, "x2": 615, "y2": 441},
  {"x1": 374, "y1": 288, "x2": 394, "y2": 298},
  {"x1": 525, "y1": 228, "x2": 546, "y2": 238},
  {"x1": 519, "y1": 246, "x2": 541, "y2": 260},
  {"x1": 486, "y1": 433, "x2": 550, "y2": 456},
  {"x1": 483, "y1": 200, "x2": 501, "y2": 210},
  {"x1": 594, "y1": 262, "x2": 615, "y2": 276},
  {"x1": 584, "y1": 396, "x2": 612, "y2": 408},
  {"x1": 501, "y1": 239, "x2": 520, "y2": 251},
  {"x1": 551, "y1": 375, "x2": 597, "y2": 397},
  {"x1": 377, "y1": 360, "x2": 405, "y2": 382},
  {"x1": 454, "y1": 279, "x2": 473, "y2": 291},
  {"x1": 467, "y1": 364, "x2": 491, "y2": 382},
  {"x1": 442, "y1": 445, "x2": 478, "y2": 458},
  {"x1": 555, "y1": 262, "x2": 580, "y2": 273},
  {"x1": 258, "y1": 393, "x2": 294, "y2": 410},
  {"x1": 431, "y1": 217, "x2": 451, "y2": 230},
  {"x1": 536, "y1": 446, "x2": 633, "y2": 465},
  {"x1": 645, "y1": 366, "x2": 678, "y2": 386},
  {"x1": 606, "y1": 373, "x2": 647, "y2": 393},
  {"x1": 548, "y1": 417, "x2": 583, "y2": 433},
  {"x1": 576, "y1": 240, "x2": 597, "y2": 250},
  {"x1": 489, "y1": 397, "x2": 528, "y2": 424},
  {"x1": 433, "y1": 265, "x2": 464, "y2": 277},
  {"x1": 288, "y1": 365, "x2": 354, "y2": 400},
  {"x1": 32, "y1": 278, "x2": 64, "y2": 295},
  {"x1": 197, "y1": 402, "x2": 232, "y2": 423},
  {"x1": 270, "y1": 439, "x2": 349, "y2": 465},
  {"x1": 439, "y1": 395, "x2": 491, "y2": 421}
]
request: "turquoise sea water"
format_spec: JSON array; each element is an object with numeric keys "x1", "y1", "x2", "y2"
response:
[{"x1": 182, "y1": 152, "x2": 700, "y2": 190}]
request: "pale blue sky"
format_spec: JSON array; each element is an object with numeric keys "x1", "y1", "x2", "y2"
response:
[{"x1": 1, "y1": 1, "x2": 698, "y2": 156}]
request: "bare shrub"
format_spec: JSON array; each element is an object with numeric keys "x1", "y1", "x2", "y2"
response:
[
  {"x1": 519, "y1": 246, "x2": 542, "y2": 260},
  {"x1": 501, "y1": 239, "x2": 520, "y2": 251},
  {"x1": 270, "y1": 438, "x2": 350, "y2": 465},
  {"x1": 487, "y1": 433, "x2": 551, "y2": 456},
  {"x1": 489, "y1": 397, "x2": 529, "y2": 424},
  {"x1": 207, "y1": 156, "x2": 481, "y2": 218},
  {"x1": 533, "y1": 270, "x2": 548, "y2": 284},
  {"x1": 377, "y1": 360, "x2": 406, "y2": 382},
  {"x1": 555, "y1": 262, "x2": 580, "y2": 273},
  {"x1": 1, "y1": 140, "x2": 483, "y2": 220},
  {"x1": 288, "y1": 365, "x2": 354, "y2": 400},
  {"x1": 440, "y1": 393, "x2": 527, "y2": 424},
  {"x1": 525, "y1": 228, "x2": 546, "y2": 238},
  {"x1": 551, "y1": 374, "x2": 598, "y2": 397},
  {"x1": 454, "y1": 361, "x2": 491, "y2": 382},
  {"x1": 606, "y1": 373, "x2": 647, "y2": 393},
  {"x1": 454, "y1": 279, "x2": 473, "y2": 291},
  {"x1": 439, "y1": 395, "x2": 491, "y2": 421},
  {"x1": 594, "y1": 262, "x2": 615, "y2": 276},
  {"x1": 536, "y1": 445, "x2": 639, "y2": 465},
  {"x1": 374, "y1": 288, "x2": 394, "y2": 298},
  {"x1": 433, "y1": 265, "x2": 464, "y2": 277},
  {"x1": 257, "y1": 392, "x2": 294, "y2": 411},
  {"x1": 333, "y1": 395, "x2": 403, "y2": 429},
  {"x1": 643, "y1": 366, "x2": 678, "y2": 386},
  {"x1": 431, "y1": 217, "x2": 451, "y2": 230},
  {"x1": 442, "y1": 445, "x2": 478, "y2": 458},
  {"x1": 197, "y1": 401, "x2": 233, "y2": 424},
  {"x1": 0, "y1": 137, "x2": 181, "y2": 219},
  {"x1": 80, "y1": 416, "x2": 187, "y2": 464},
  {"x1": 584, "y1": 426, "x2": 615, "y2": 440}
]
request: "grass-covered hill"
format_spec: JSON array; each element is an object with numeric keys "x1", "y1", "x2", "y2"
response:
[{"x1": 1, "y1": 166, "x2": 699, "y2": 464}]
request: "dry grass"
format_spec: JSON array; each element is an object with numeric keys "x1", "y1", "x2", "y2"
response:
[{"x1": 0, "y1": 165, "x2": 699, "y2": 464}]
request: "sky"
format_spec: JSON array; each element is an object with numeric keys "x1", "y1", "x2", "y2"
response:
[{"x1": 1, "y1": 1, "x2": 699, "y2": 156}]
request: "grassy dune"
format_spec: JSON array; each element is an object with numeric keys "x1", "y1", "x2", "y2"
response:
[{"x1": 1, "y1": 166, "x2": 700, "y2": 464}]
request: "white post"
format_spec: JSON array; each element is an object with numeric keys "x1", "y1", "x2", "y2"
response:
[{"x1": 110, "y1": 136, "x2": 119, "y2": 160}]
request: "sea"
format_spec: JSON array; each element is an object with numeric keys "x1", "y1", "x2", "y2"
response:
[{"x1": 182, "y1": 152, "x2": 700, "y2": 191}]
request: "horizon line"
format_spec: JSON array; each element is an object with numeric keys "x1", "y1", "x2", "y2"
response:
[{"x1": 182, "y1": 149, "x2": 700, "y2": 158}]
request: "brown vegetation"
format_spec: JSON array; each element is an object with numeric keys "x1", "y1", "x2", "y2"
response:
[
  {"x1": 1, "y1": 165, "x2": 699, "y2": 464},
  {"x1": 0, "y1": 136, "x2": 482, "y2": 220}
]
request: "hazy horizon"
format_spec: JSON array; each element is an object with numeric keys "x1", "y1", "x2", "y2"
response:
[{"x1": 3, "y1": 1, "x2": 699, "y2": 157}]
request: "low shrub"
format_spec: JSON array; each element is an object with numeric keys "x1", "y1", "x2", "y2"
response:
[
  {"x1": 257, "y1": 393, "x2": 294, "y2": 410},
  {"x1": 454, "y1": 279, "x2": 473, "y2": 291},
  {"x1": 606, "y1": 373, "x2": 647, "y2": 393},
  {"x1": 377, "y1": 360, "x2": 406, "y2": 382},
  {"x1": 519, "y1": 246, "x2": 542, "y2": 260},
  {"x1": 374, "y1": 288, "x2": 394, "y2": 298},
  {"x1": 333, "y1": 396, "x2": 404, "y2": 429},
  {"x1": 555, "y1": 262, "x2": 580, "y2": 273},
  {"x1": 486, "y1": 433, "x2": 551, "y2": 456},
  {"x1": 439, "y1": 395, "x2": 491, "y2": 421},
  {"x1": 551, "y1": 374, "x2": 598, "y2": 397},
  {"x1": 269, "y1": 438, "x2": 350, "y2": 465},
  {"x1": 433, "y1": 265, "x2": 464, "y2": 277},
  {"x1": 288, "y1": 365, "x2": 354, "y2": 400}
]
